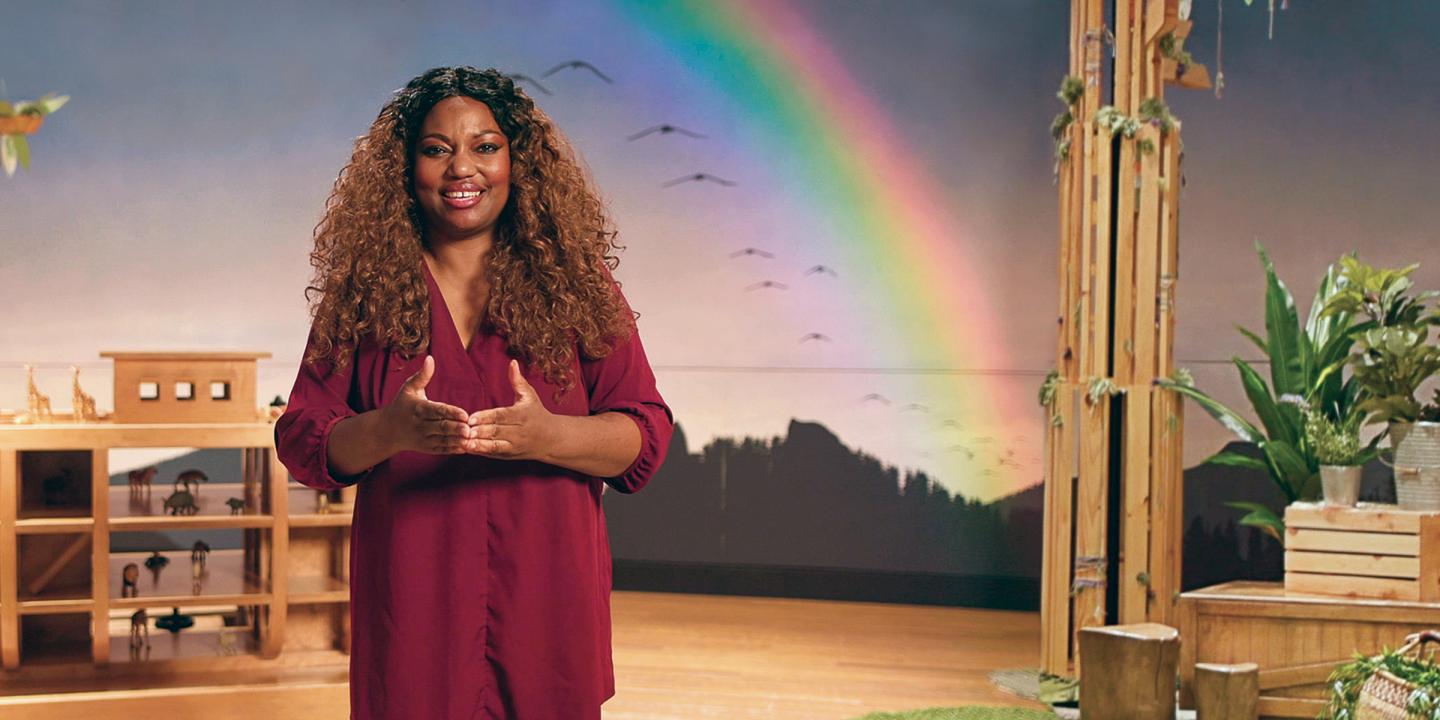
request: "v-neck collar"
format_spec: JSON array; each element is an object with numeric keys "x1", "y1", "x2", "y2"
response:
[{"x1": 420, "y1": 257, "x2": 485, "y2": 368}]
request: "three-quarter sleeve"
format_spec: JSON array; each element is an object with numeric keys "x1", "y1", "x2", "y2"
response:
[
  {"x1": 581, "y1": 278, "x2": 675, "y2": 494},
  {"x1": 274, "y1": 328, "x2": 376, "y2": 492}
]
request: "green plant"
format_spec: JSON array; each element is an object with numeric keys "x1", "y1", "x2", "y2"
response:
[
  {"x1": 1156, "y1": 243, "x2": 1370, "y2": 539},
  {"x1": 1319, "y1": 256, "x2": 1440, "y2": 425},
  {"x1": 1297, "y1": 400, "x2": 1376, "y2": 467},
  {"x1": 1051, "y1": 75, "x2": 1084, "y2": 168},
  {"x1": 1321, "y1": 639, "x2": 1440, "y2": 720},
  {"x1": 0, "y1": 92, "x2": 68, "y2": 177}
]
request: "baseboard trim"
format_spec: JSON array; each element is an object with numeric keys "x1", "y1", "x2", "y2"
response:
[{"x1": 611, "y1": 559, "x2": 1040, "y2": 610}]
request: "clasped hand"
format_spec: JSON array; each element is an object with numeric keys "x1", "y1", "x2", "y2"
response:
[{"x1": 383, "y1": 355, "x2": 558, "y2": 461}]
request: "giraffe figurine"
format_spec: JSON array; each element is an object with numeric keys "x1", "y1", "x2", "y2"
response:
[
  {"x1": 25, "y1": 365, "x2": 52, "y2": 423},
  {"x1": 70, "y1": 365, "x2": 97, "y2": 422}
]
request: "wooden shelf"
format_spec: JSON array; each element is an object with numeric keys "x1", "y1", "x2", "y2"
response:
[
  {"x1": 109, "y1": 482, "x2": 271, "y2": 531},
  {"x1": 14, "y1": 516, "x2": 95, "y2": 534},
  {"x1": 18, "y1": 578, "x2": 93, "y2": 615},
  {"x1": 108, "y1": 549, "x2": 269, "y2": 610},
  {"x1": 0, "y1": 422, "x2": 275, "y2": 450},
  {"x1": 287, "y1": 575, "x2": 349, "y2": 604},
  {"x1": 287, "y1": 483, "x2": 352, "y2": 526}
]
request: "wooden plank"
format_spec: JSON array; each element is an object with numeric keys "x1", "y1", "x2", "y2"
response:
[
  {"x1": 1285, "y1": 502, "x2": 1434, "y2": 534},
  {"x1": 1423, "y1": 515, "x2": 1440, "y2": 604},
  {"x1": 1120, "y1": 387, "x2": 1152, "y2": 624},
  {"x1": 25, "y1": 533, "x2": 89, "y2": 596},
  {"x1": 1285, "y1": 550, "x2": 1420, "y2": 579},
  {"x1": 1115, "y1": 0, "x2": 1133, "y2": 113},
  {"x1": 1132, "y1": 124, "x2": 1162, "y2": 383},
  {"x1": 1042, "y1": 389, "x2": 1078, "y2": 675},
  {"x1": 1, "y1": 448, "x2": 20, "y2": 669},
  {"x1": 1114, "y1": 140, "x2": 1138, "y2": 385},
  {"x1": 1284, "y1": 573, "x2": 1419, "y2": 602},
  {"x1": 1259, "y1": 660, "x2": 1346, "y2": 691},
  {"x1": 1078, "y1": 123, "x2": 1097, "y2": 381},
  {"x1": 265, "y1": 446, "x2": 290, "y2": 659},
  {"x1": 1257, "y1": 696, "x2": 1325, "y2": 718},
  {"x1": 1286, "y1": 528, "x2": 1418, "y2": 556}
]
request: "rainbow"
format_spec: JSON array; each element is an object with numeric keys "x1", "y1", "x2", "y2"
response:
[{"x1": 617, "y1": 0, "x2": 1034, "y2": 500}]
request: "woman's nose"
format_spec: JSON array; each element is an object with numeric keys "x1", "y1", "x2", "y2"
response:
[{"x1": 448, "y1": 153, "x2": 476, "y2": 178}]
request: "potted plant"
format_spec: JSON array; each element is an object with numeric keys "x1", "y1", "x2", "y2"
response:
[
  {"x1": 1156, "y1": 243, "x2": 1371, "y2": 539},
  {"x1": 1298, "y1": 401, "x2": 1375, "y2": 506},
  {"x1": 1321, "y1": 256, "x2": 1440, "y2": 510},
  {"x1": 0, "y1": 92, "x2": 68, "y2": 177}
]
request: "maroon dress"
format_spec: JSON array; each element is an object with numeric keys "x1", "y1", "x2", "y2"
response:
[{"x1": 275, "y1": 259, "x2": 674, "y2": 719}]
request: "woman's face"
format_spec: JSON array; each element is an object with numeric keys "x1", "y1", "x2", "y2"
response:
[{"x1": 411, "y1": 95, "x2": 512, "y2": 243}]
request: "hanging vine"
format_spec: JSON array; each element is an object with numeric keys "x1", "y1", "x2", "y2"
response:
[{"x1": 1051, "y1": 75, "x2": 1085, "y2": 180}]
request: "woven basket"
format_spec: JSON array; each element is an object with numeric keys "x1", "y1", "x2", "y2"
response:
[{"x1": 1355, "y1": 632, "x2": 1440, "y2": 720}]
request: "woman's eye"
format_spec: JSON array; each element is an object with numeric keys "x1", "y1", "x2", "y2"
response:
[
  {"x1": 421, "y1": 146, "x2": 447, "y2": 156},
  {"x1": 478, "y1": 143, "x2": 499, "y2": 153}
]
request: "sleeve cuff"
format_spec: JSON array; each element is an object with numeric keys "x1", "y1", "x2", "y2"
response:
[{"x1": 316, "y1": 410, "x2": 375, "y2": 489}]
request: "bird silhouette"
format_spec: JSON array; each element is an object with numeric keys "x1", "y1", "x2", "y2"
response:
[
  {"x1": 798, "y1": 333, "x2": 831, "y2": 343},
  {"x1": 663, "y1": 173, "x2": 736, "y2": 188},
  {"x1": 542, "y1": 60, "x2": 613, "y2": 83},
  {"x1": 745, "y1": 280, "x2": 788, "y2": 291},
  {"x1": 939, "y1": 419, "x2": 960, "y2": 429},
  {"x1": 804, "y1": 265, "x2": 839, "y2": 278},
  {"x1": 728, "y1": 247, "x2": 775, "y2": 259},
  {"x1": 628, "y1": 124, "x2": 707, "y2": 141},
  {"x1": 998, "y1": 457, "x2": 1022, "y2": 468},
  {"x1": 860, "y1": 393, "x2": 891, "y2": 405},
  {"x1": 900, "y1": 403, "x2": 930, "y2": 413},
  {"x1": 948, "y1": 445, "x2": 975, "y2": 459},
  {"x1": 505, "y1": 73, "x2": 552, "y2": 96}
]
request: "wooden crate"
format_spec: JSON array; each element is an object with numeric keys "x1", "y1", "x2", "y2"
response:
[
  {"x1": 1178, "y1": 580, "x2": 1440, "y2": 718},
  {"x1": 1283, "y1": 502, "x2": 1440, "y2": 602}
]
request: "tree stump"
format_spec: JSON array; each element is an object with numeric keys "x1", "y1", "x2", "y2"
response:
[
  {"x1": 1079, "y1": 623, "x2": 1180, "y2": 719},
  {"x1": 1194, "y1": 662, "x2": 1258, "y2": 720}
]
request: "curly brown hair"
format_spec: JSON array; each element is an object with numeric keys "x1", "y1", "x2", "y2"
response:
[{"x1": 303, "y1": 66, "x2": 634, "y2": 400}]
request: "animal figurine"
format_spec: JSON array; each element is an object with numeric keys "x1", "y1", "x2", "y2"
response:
[
  {"x1": 144, "y1": 551, "x2": 169, "y2": 583},
  {"x1": 225, "y1": 497, "x2": 245, "y2": 515},
  {"x1": 163, "y1": 479, "x2": 198, "y2": 516},
  {"x1": 128, "y1": 466, "x2": 157, "y2": 496},
  {"x1": 70, "y1": 366, "x2": 97, "y2": 422},
  {"x1": 316, "y1": 491, "x2": 331, "y2": 514},
  {"x1": 176, "y1": 469, "x2": 209, "y2": 498},
  {"x1": 130, "y1": 608, "x2": 149, "y2": 649},
  {"x1": 24, "y1": 364, "x2": 52, "y2": 422},
  {"x1": 121, "y1": 563, "x2": 139, "y2": 598},
  {"x1": 191, "y1": 540, "x2": 210, "y2": 574},
  {"x1": 154, "y1": 607, "x2": 193, "y2": 634}
]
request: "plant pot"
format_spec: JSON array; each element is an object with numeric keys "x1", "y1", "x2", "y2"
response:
[
  {"x1": 1387, "y1": 421, "x2": 1440, "y2": 511},
  {"x1": 0, "y1": 114, "x2": 44, "y2": 135},
  {"x1": 1320, "y1": 465, "x2": 1362, "y2": 506}
]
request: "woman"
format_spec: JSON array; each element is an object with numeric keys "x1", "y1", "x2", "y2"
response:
[{"x1": 275, "y1": 66, "x2": 674, "y2": 719}]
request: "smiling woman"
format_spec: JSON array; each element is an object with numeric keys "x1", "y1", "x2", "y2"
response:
[{"x1": 273, "y1": 66, "x2": 675, "y2": 720}]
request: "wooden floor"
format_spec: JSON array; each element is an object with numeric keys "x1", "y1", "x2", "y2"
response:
[{"x1": 0, "y1": 591, "x2": 1046, "y2": 720}]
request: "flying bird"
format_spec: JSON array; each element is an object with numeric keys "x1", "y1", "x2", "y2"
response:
[
  {"x1": 628, "y1": 124, "x2": 707, "y2": 141},
  {"x1": 663, "y1": 173, "x2": 736, "y2": 188},
  {"x1": 729, "y1": 247, "x2": 775, "y2": 259},
  {"x1": 542, "y1": 60, "x2": 613, "y2": 83},
  {"x1": 804, "y1": 265, "x2": 839, "y2": 278},
  {"x1": 948, "y1": 445, "x2": 974, "y2": 459},
  {"x1": 798, "y1": 333, "x2": 831, "y2": 343},
  {"x1": 745, "y1": 280, "x2": 788, "y2": 291},
  {"x1": 900, "y1": 403, "x2": 930, "y2": 413},
  {"x1": 505, "y1": 73, "x2": 552, "y2": 95},
  {"x1": 860, "y1": 393, "x2": 891, "y2": 405}
]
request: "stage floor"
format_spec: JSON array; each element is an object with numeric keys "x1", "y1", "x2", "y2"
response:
[{"x1": 0, "y1": 591, "x2": 1046, "y2": 719}]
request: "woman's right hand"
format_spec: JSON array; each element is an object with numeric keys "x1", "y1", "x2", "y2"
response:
[{"x1": 381, "y1": 355, "x2": 474, "y2": 454}]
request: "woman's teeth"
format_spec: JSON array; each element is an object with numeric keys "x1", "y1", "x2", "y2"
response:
[{"x1": 443, "y1": 191, "x2": 482, "y2": 198}]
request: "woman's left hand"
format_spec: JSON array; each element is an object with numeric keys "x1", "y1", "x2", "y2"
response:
[{"x1": 465, "y1": 359, "x2": 560, "y2": 460}]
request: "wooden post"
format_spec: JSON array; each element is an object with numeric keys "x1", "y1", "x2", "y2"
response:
[
  {"x1": 1, "y1": 448, "x2": 20, "y2": 669},
  {"x1": 1043, "y1": 0, "x2": 1199, "y2": 674},
  {"x1": 1194, "y1": 662, "x2": 1260, "y2": 720},
  {"x1": 1078, "y1": 623, "x2": 1180, "y2": 720}
]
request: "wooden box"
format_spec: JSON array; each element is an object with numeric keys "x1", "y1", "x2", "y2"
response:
[
  {"x1": 1283, "y1": 502, "x2": 1440, "y2": 602},
  {"x1": 1178, "y1": 581, "x2": 1440, "y2": 718}
]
